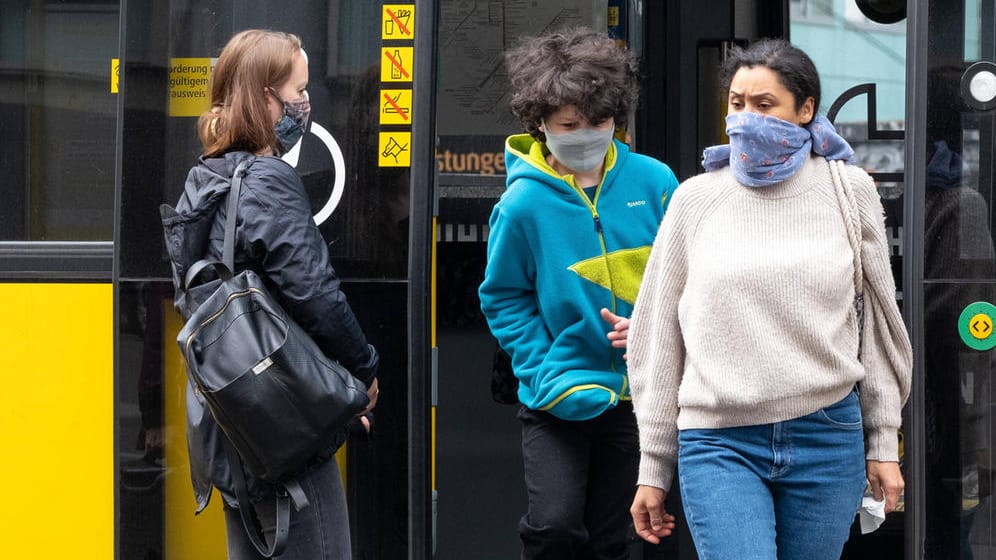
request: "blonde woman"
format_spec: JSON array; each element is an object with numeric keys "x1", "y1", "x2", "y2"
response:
[{"x1": 163, "y1": 29, "x2": 379, "y2": 559}]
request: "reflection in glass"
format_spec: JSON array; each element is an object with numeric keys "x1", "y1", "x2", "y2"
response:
[
  {"x1": 922, "y1": 53, "x2": 996, "y2": 558},
  {"x1": 118, "y1": 282, "x2": 170, "y2": 560},
  {"x1": 0, "y1": 3, "x2": 119, "y2": 240}
]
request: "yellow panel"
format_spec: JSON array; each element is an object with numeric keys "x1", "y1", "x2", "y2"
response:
[
  {"x1": 168, "y1": 58, "x2": 214, "y2": 117},
  {"x1": 163, "y1": 300, "x2": 229, "y2": 559},
  {"x1": 0, "y1": 284, "x2": 113, "y2": 556}
]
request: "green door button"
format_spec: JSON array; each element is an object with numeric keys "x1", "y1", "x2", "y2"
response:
[{"x1": 958, "y1": 301, "x2": 996, "y2": 350}]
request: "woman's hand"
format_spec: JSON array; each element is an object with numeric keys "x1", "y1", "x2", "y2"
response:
[
  {"x1": 600, "y1": 308, "x2": 630, "y2": 351},
  {"x1": 630, "y1": 485, "x2": 676, "y2": 544},
  {"x1": 361, "y1": 377, "x2": 379, "y2": 416},
  {"x1": 866, "y1": 460, "x2": 904, "y2": 513}
]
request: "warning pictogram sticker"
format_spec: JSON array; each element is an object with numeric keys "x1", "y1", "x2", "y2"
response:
[
  {"x1": 378, "y1": 132, "x2": 411, "y2": 167},
  {"x1": 382, "y1": 5, "x2": 415, "y2": 40},
  {"x1": 381, "y1": 47, "x2": 414, "y2": 83},
  {"x1": 380, "y1": 89, "x2": 412, "y2": 125}
]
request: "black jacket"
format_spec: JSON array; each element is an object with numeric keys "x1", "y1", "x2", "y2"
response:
[{"x1": 161, "y1": 150, "x2": 378, "y2": 510}]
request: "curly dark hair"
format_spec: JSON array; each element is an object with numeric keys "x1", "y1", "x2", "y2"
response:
[
  {"x1": 720, "y1": 38, "x2": 821, "y2": 121},
  {"x1": 504, "y1": 27, "x2": 639, "y2": 141}
]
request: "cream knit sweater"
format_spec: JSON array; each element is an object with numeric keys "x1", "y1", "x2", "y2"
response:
[{"x1": 628, "y1": 155, "x2": 912, "y2": 491}]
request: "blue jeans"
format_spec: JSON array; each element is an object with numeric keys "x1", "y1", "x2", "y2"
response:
[
  {"x1": 224, "y1": 457, "x2": 351, "y2": 559},
  {"x1": 518, "y1": 402, "x2": 640, "y2": 560},
  {"x1": 677, "y1": 390, "x2": 866, "y2": 560}
]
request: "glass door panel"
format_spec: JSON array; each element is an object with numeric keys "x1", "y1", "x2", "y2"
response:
[
  {"x1": 116, "y1": 2, "x2": 424, "y2": 557},
  {"x1": 922, "y1": 1, "x2": 996, "y2": 558},
  {"x1": 791, "y1": 4, "x2": 908, "y2": 556}
]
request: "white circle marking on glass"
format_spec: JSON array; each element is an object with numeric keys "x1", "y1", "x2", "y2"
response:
[
  {"x1": 281, "y1": 120, "x2": 347, "y2": 226},
  {"x1": 969, "y1": 70, "x2": 996, "y2": 103}
]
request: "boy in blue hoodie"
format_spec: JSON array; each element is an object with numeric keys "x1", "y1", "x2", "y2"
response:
[{"x1": 479, "y1": 27, "x2": 679, "y2": 559}]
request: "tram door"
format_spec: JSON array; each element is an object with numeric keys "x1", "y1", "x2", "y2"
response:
[
  {"x1": 911, "y1": 2, "x2": 996, "y2": 558},
  {"x1": 432, "y1": 2, "x2": 784, "y2": 559},
  {"x1": 115, "y1": 2, "x2": 434, "y2": 559}
]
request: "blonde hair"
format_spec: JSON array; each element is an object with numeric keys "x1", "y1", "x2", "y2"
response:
[{"x1": 198, "y1": 29, "x2": 303, "y2": 157}]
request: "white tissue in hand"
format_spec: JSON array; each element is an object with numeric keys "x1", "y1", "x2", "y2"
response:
[{"x1": 859, "y1": 496, "x2": 886, "y2": 534}]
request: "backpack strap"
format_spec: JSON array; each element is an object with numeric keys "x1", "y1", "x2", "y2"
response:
[
  {"x1": 223, "y1": 439, "x2": 294, "y2": 558},
  {"x1": 223, "y1": 160, "x2": 251, "y2": 271},
  {"x1": 176, "y1": 159, "x2": 251, "y2": 318}
]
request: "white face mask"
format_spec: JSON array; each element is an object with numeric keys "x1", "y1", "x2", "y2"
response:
[{"x1": 542, "y1": 123, "x2": 615, "y2": 173}]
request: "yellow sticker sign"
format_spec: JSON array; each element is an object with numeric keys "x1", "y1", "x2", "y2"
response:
[
  {"x1": 169, "y1": 58, "x2": 215, "y2": 117},
  {"x1": 111, "y1": 58, "x2": 120, "y2": 93},
  {"x1": 380, "y1": 89, "x2": 413, "y2": 125},
  {"x1": 381, "y1": 47, "x2": 414, "y2": 83},
  {"x1": 382, "y1": 5, "x2": 415, "y2": 40},
  {"x1": 379, "y1": 132, "x2": 411, "y2": 167}
]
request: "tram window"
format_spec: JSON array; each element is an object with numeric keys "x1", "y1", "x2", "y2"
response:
[
  {"x1": 791, "y1": 3, "x2": 906, "y2": 301},
  {"x1": 115, "y1": 2, "x2": 413, "y2": 280},
  {"x1": 791, "y1": 3, "x2": 905, "y2": 148},
  {"x1": 789, "y1": 0, "x2": 835, "y2": 23},
  {"x1": 965, "y1": 0, "x2": 983, "y2": 61},
  {"x1": 436, "y1": 2, "x2": 606, "y2": 177},
  {"x1": 0, "y1": 2, "x2": 119, "y2": 241}
]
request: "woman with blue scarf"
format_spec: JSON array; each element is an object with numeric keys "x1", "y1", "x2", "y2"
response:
[{"x1": 625, "y1": 39, "x2": 912, "y2": 559}]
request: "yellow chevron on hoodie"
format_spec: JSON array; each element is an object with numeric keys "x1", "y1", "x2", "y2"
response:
[{"x1": 568, "y1": 246, "x2": 653, "y2": 305}]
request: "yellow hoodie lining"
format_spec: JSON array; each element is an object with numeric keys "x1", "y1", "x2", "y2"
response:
[
  {"x1": 537, "y1": 373, "x2": 631, "y2": 412},
  {"x1": 539, "y1": 384, "x2": 618, "y2": 412}
]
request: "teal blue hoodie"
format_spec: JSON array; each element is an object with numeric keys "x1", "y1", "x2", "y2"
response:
[{"x1": 479, "y1": 134, "x2": 678, "y2": 420}]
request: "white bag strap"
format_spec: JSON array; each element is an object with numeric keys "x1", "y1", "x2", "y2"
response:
[
  {"x1": 829, "y1": 159, "x2": 865, "y2": 355},
  {"x1": 829, "y1": 158, "x2": 863, "y2": 296}
]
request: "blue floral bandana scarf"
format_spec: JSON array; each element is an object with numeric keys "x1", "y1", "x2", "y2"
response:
[{"x1": 702, "y1": 112, "x2": 855, "y2": 187}]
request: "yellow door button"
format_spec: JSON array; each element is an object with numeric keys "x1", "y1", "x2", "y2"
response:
[
  {"x1": 969, "y1": 313, "x2": 993, "y2": 340},
  {"x1": 960, "y1": 302, "x2": 996, "y2": 350}
]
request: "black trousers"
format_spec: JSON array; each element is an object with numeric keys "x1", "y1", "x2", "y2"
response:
[{"x1": 518, "y1": 401, "x2": 640, "y2": 560}]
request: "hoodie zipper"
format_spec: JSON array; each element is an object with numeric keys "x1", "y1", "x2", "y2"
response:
[{"x1": 569, "y1": 183, "x2": 623, "y2": 374}]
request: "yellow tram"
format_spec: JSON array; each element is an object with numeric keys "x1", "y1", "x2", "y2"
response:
[{"x1": 2, "y1": 1, "x2": 994, "y2": 558}]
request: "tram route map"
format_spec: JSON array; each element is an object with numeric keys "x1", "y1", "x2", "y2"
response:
[{"x1": 437, "y1": 1, "x2": 602, "y2": 136}]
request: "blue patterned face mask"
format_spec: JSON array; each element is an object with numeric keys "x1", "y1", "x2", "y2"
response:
[
  {"x1": 702, "y1": 112, "x2": 854, "y2": 187},
  {"x1": 271, "y1": 89, "x2": 311, "y2": 154}
]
